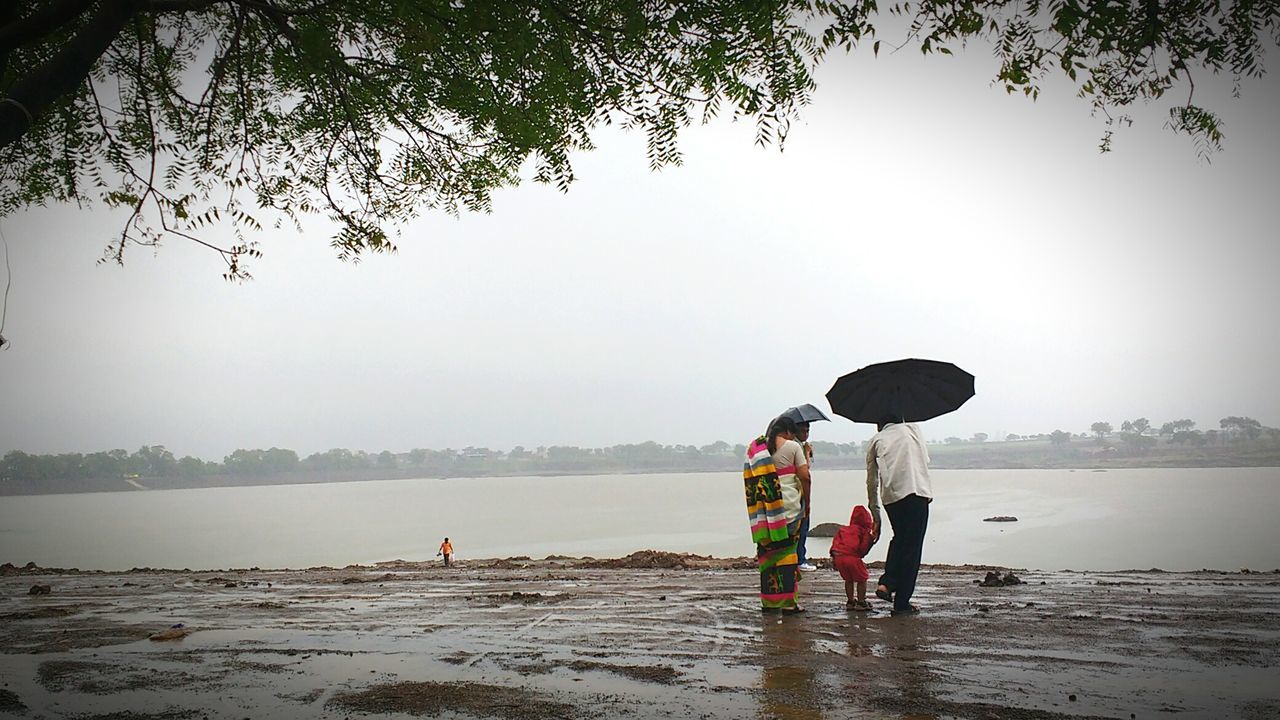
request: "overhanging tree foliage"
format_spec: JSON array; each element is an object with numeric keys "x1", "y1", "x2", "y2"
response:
[{"x1": 2, "y1": 1, "x2": 1276, "y2": 278}]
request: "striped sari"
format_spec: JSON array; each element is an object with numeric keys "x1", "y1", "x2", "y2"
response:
[{"x1": 744, "y1": 437, "x2": 800, "y2": 611}]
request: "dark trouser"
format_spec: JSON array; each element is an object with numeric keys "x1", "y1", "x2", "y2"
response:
[
  {"x1": 879, "y1": 493, "x2": 929, "y2": 611},
  {"x1": 796, "y1": 514, "x2": 811, "y2": 565}
]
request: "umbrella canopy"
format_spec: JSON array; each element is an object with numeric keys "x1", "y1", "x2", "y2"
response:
[
  {"x1": 825, "y1": 358, "x2": 975, "y2": 424},
  {"x1": 779, "y1": 403, "x2": 831, "y2": 424}
]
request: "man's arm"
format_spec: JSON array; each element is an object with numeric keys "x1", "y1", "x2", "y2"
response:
[
  {"x1": 865, "y1": 441, "x2": 881, "y2": 540},
  {"x1": 799, "y1": 471, "x2": 812, "y2": 517}
]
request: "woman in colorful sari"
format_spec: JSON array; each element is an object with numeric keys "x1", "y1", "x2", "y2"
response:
[{"x1": 744, "y1": 416, "x2": 810, "y2": 613}]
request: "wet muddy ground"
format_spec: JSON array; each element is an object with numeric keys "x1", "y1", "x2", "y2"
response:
[{"x1": 1, "y1": 554, "x2": 1277, "y2": 719}]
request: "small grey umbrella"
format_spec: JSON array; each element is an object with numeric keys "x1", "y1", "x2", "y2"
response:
[{"x1": 779, "y1": 403, "x2": 831, "y2": 424}]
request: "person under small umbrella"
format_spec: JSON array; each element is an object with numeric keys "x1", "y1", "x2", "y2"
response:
[
  {"x1": 779, "y1": 404, "x2": 830, "y2": 573},
  {"x1": 865, "y1": 415, "x2": 932, "y2": 616}
]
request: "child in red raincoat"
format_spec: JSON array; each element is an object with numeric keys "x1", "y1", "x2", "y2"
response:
[{"x1": 831, "y1": 505, "x2": 876, "y2": 610}]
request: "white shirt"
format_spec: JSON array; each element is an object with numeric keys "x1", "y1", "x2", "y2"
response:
[
  {"x1": 866, "y1": 423, "x2": 932, "y2": 525},
  {"x1": 771, "y1": 439, "x2": 808, "y2": 522}
]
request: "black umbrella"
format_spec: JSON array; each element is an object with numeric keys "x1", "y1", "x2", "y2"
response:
[
  {"x1": 779, "y1": 403, "x2": 831, "y2": 424},
  {"x1": 825, "y1": 358, "x2": 975, "y2": 424}
]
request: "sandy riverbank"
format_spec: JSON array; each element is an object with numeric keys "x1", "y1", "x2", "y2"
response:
[{"x1": 2, "y1": 553, "x2": 1278, "y2": 719}]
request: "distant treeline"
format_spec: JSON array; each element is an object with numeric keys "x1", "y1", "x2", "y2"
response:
[
  {"x1": 947, "y1": 416, "x2": 1277, "y2": 449},
  {"x1": 0, "y1": 440, "x2": 861, "y2": 495},
  {"x1": 3, "y1": 415, "x2": 1277, "y2": 494}
]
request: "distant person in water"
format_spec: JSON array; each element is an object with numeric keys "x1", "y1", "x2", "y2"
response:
[
  {"x1": 866, "y1": 416, "x2": 932, "y2": 616},
  {"x1": 830, "y1": 505, "x2": 876, "y2": 610},
  {"x1": 438, "y1": 538, "x2": 454, "y2": 567}
]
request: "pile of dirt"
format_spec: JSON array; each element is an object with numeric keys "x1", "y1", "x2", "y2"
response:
[
  {"x1": 0, "y1": 562, "x2": 90, "y2": 577},
  {"x1": 577, "y1": 550, "x2": 712, "y2": 569},
  {"x1": 339, "y1": 573, "x2": 395, "y2": 584},
  {"x1": 36, "y1": 660, "x2": 97, "y2": 692},
  {"x1": 0, "y1": 606, "x2": 76, "y2": 621},
  {"x1": 1, "y1": 562, "x2": 39, "y2": 576},
  {"x1": 328, "y1": 681, "x2": 577, "y2": 720},
  {"x1": 566, "y1": 660, "x2": 681, "y2": 685},
  {"x1": 473, "y1": 591, "x2": 574, "y2": 607},
  {"x1": 978, "y1": 570, "x2": 1024, "y2": 587}
]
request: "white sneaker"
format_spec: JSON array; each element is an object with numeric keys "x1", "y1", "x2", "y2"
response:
[{"x1": 798, "y1": 563, "x2": 817, "y2": 571}]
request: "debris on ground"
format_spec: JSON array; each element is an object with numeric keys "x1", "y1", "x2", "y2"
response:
[
  {"x1": 978, "y1": 571, "x2": 1025, "y2": 587},
  {"x1": 149, "y1": 623, "x2": 192, "y2": 641},
  {"x1": 578, "y1": 550, "x2": 709, "y2": 569}
]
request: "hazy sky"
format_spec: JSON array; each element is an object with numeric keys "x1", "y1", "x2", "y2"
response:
[{"x1": 2, "y1": 44, "x2": 1278, "y2": 461}]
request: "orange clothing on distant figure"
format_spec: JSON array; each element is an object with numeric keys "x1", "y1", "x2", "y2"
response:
[{"x1": 440, "y1": 541, "x2": 453, "y2": 556}]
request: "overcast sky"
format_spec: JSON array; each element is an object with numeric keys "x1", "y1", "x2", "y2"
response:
[{"x1": 2, "y1": 44, "x2": 1278, "y2": 461}]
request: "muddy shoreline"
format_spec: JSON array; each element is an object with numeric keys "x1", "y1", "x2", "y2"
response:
[{"x1": 2, "y1": 553, "x2": 1278, "y2": 719}]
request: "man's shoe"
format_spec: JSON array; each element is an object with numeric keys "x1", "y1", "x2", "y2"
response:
[{"x1": 798, "y1": 562, "x2": 817, "y2": 571}]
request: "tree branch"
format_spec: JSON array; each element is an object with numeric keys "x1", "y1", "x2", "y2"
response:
[
  {"x1": 146, "y1": 0, "x2": 232, "y2": 13},
  {"x1": 0, "y1": 0, "x2": 96, "y2": 53},
  {"x1": 1, "y1": 0, "x2": 139, "y2": 150}
]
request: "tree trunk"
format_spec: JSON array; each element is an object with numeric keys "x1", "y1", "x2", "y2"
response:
[{"x1": 0, "y1": 0, "x2": 136, "y2": 150}]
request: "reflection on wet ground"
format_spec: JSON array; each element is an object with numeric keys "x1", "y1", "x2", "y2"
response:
[
  {"x1": 1, "y1": 563, "x2": 1278, "y2": 718},
  {"x1": 760, "y1": 615, "x2": 823, "y2": 720}
]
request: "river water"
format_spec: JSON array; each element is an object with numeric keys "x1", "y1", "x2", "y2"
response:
[{"x1": 1, "y1": 468, "x2": 1277, "y2": 572}]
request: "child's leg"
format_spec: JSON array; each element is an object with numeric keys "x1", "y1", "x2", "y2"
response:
[
  {"x1": 844, "y1": 579, "x2": 858, "y2": 604},
  {"x1": 856, "y1": 580, "x2": 867, "y2": 602}
]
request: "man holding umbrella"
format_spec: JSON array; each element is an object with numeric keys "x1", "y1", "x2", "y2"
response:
[
  {"x1": 826, "y1": 358, "x2": 975, "y2": 617},
  {"x1": 865, "y1": 417, "x2": 932, "y2": 615}
]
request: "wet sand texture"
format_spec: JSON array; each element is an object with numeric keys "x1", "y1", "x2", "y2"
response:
[{"x1": 1, "y1": 555, "x2": 1278, "y2": 719}]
